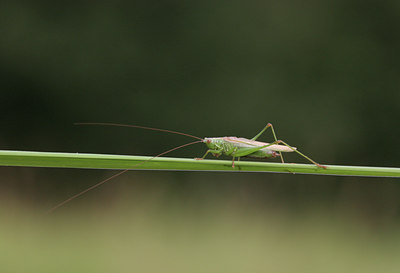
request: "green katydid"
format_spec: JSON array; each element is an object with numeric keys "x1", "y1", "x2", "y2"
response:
[
  {"x1": 200, "y1": 123, "x2": 325, "y2": 168},
  {"x1": 49, "y1": 122, "x2": 325, "y2": 212}
]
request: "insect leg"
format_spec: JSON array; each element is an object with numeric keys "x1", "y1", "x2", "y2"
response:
[
  {"x1": 222, "y1": 146, "x2": 239, "y2": 168},
  {"x1": 231, "y1": 147, "x2": 239, "y2": 168},
  {"x1": 232, "y1": 141, "x2": 281, "y2": 157},
  {"x1": 251, "y1": 123, "x2": 271, "y2": 141},
  {"x1": 232, "y1": 154, "x2": 242, "y2": 168},
  {"x1": 195, "y1": 149, "x2": 222, "y2": 160},
  {"x1": 251, "y1": 123, "x2": 284, "y2": 163},
  {"x1": 274, "y1": 140, "x2": 326, "y2": 168}
]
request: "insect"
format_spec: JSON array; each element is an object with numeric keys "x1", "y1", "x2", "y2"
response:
[
  {"x1": 200, "y1": 123, "x2": 325, "y2": 168},
  {"x1": 49, "y1": 122, "x2": 326, "y2": 212}
]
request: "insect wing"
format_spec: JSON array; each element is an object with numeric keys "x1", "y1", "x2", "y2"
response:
[{"x1": 224, "y1": 137, "x2": 295, "y2": 152}]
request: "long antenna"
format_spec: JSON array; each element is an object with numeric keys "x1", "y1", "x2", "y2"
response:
[
  {"x1": 48, "y1": 140, "x2": 203, "y2": 213},
  {"x1": 74, "y1": 122, "x2": 203, "y2": 140}
]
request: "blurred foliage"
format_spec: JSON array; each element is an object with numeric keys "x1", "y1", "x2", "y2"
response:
[
  {"x1": 0, "y1": 1, "x2": 399, "y2": 270},
  {"x1": 2, "y1": 197, "x2": 400, "y2": 273},
  {"x1": 0, "y1": 0, "x2": 399, "y2": 162}
]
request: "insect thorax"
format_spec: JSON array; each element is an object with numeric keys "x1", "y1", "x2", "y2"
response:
[{"x1": 203, "y1": 137, "x2": 234, "y2": 154}]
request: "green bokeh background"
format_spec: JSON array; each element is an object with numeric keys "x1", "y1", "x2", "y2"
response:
[{"x1": 0, "y1": 1, "x2": 399, "y2": 272}]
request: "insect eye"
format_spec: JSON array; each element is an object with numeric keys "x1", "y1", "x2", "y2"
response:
[{"x1": 206, "y1": 139, "x2": 211, "y2": 143}]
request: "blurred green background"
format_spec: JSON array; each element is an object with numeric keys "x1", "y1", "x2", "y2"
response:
[{"x1": 0, "y1": 1, "x2": 399, "y2": 272}]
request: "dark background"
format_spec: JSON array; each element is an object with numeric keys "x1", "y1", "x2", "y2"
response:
[{"x1": 0, "y1": 1, "x2": 399, "y2": 271}]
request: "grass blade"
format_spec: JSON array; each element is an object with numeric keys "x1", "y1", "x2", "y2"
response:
[{"x1": 0, "y1": 150, "x2": 399, "y2": 177}]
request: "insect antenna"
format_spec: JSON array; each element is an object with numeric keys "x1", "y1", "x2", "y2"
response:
[
  {"x1": 74, "y1": 122, "x2": 203, "y2": 140},
  {"x1": 48, "y1": 139, "x2": 203, "y2": 213}
]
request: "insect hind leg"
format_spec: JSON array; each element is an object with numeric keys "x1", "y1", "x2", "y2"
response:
[
  {"x1": 275, "y1": 140, "x2": 326, "y2": 168},
  {"x1": 251, "y1": 123, "x2": 285, "y2": 163}
]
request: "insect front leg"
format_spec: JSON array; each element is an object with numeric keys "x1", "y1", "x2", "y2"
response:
[
  {"x1": 251, "y1": 123, "x2": 284, "y2": 163},
  {"x1": 195, "y1": 149, "x2": 222, "y2": 160}
]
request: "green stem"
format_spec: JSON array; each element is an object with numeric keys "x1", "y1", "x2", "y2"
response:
[{"x1": 0, "y1": 150, "x2": 399, "y2": 177}]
